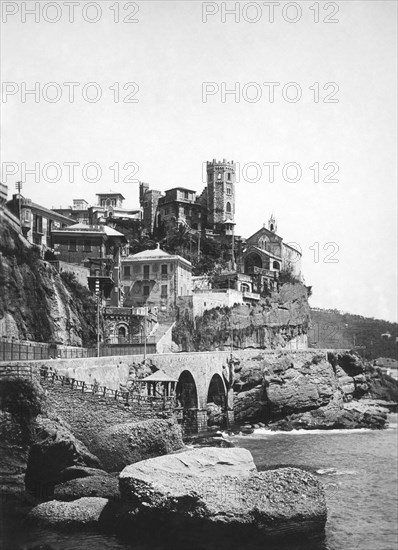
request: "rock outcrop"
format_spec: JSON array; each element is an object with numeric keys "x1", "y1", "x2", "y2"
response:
[
  {"x1": 118, "y1": 447, "x2": 326, "y2": 541},
  {"x1": 173, "y1": 283, "x2": 310, "y2": 352},
  {"x1": 25, "y1": 416, "x2": 102, "y2": 497},
  {"x1": 0, "y1": 219, "x2": 96, "y2": 345},
  {"x1": 89, "y1": 418, "x2": 184, "y2": 472},
  {"x1": 232, "y1": 350, "x2": 398, "y2": 429}
]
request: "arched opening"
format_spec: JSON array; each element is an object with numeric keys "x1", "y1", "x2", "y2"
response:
[
  {"x1": 117, "y1": 324, "x2": 128, "y2": 344},
  {"x1": 241, "y1": 282, "x2": 250, "y2": 292},
  {"x1": 273, "y1": 261, "x2": 280, "y2": 270},
  {"x1": 244, "y1": 252, "x2": 262, "y2": 274},
  {"x1": 207, "y1": 374, "x2": 227, "y2": 427},
  {"x1": 226, "y1": 202, "x2": 232, "y2": 214},
  {"x1": 176, "y1": 370, "x2": 198, "y2": 409}
]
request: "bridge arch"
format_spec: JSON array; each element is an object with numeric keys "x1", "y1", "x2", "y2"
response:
[
  {"x1": 176, "y1": 370, "x2": 198, "y2": 409},
  {"x1": 207, "y1": 373, "x2": 227, "y2": 408}
]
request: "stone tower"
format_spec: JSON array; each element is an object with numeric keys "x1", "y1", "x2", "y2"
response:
[{"x1": 206, "y1": 159, "x2": 236, "y2": 231}]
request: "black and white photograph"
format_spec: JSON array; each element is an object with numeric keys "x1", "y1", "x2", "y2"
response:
[{"x1": 0, "y1": 1, "x2": 397, "y2": 549}]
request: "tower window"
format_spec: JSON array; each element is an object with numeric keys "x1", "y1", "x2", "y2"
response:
[
  {"x1": 226, "y1": 186, "x2": 232, "y2": 196},
  {"x1": 227, "y1": 172, "x2": 231, "y2": 181},
  {"x1": 226, "y1": 202, "x2": 232, "y2": 214},
  {"x1": 217, "y1": 173, "x2": 222, "y2": 180}
]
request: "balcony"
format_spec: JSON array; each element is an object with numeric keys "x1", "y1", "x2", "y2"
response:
[{"x1": 247, "y1": 267, "x2": 279, "y2": 278}]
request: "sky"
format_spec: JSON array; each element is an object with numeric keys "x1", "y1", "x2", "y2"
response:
[{"x1": 1, "y1": 0, "x2": 397, "y2": 321}]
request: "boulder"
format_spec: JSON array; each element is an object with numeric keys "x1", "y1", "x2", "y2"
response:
[
  {"x1": 206, "y1": 402, "x2": 224, "y2": 426},
  {"x1": 118, "y1": 448, "x2": 326, "y2": 540},
  {"x1": 89, "y1": 418, "x2": 183, "y2": 472},
  {"x1": 59, "y1": 466, "x2": 111, "y2": 483},
  {"x1": 25, "y1": 416, "x2": 101, "y2": 497},
  {"x1": 28, "y1": 497, "x2": 109, "y2": 527},
  {"x1": 54, "y1": 475, "x2": 119, "y2": 501}
]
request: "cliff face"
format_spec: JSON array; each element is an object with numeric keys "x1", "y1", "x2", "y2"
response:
[
  {"x1": 0, "y1": 220, "x2": 96, "y2": 345},
  {"x1": 232, "y1": 351, "x2": 398, "y2": 429},
  {"x1": 173, "y1": 283, "x2": 310, "y2": 352}
]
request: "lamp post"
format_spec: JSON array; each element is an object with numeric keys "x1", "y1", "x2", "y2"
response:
[
  {"x1": 95, "y1": 279, "x2": 100, "y2": 357},
  {"x1": 15, "y1": 181, "x2": 22, "y2": 222}
]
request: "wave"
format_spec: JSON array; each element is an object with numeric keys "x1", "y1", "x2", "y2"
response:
[{"x1": 229, "y1": 427, "x2": 374, "y2": 437}]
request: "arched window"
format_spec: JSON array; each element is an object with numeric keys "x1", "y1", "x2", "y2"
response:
[
  {"x1": 106, "y1": 199, "x2": 111, "y2": 206},
  {"x1": 118, "y1": 326, "x2": 126, "y2": 337},
  {"x1": 273, "y1": 261, "x2": 280, "y2": 270},
  {"x1": 226, "y1": 202, "x2": 232, "y2": 214},
  {"x1": 217, "y1": 172, "x2": 222, "y2": 180}
]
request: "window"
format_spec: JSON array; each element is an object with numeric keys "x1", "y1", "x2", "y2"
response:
[
  {"x1": 184, "y1": 191, "x2": 189, "y2": 199},
  {"x1": 83, "y1": 239, "x2": 92, "y2": 252},
  {"x1": 34, "y1": 214, "x2": 43, "y2": 233},
  {"x1": 69, "y1": 240, "x2": 77, "y2": 251},
  {"x1": 123, "y1": 265, "x2": 131, "y2": 277},
  {"x1": 143, "y1": 265, "x2": 150, "y2": 279},
  {"x1": 143, "y1": 285, "x2": 150, "y2": 297},
  {"x1": 217, "y1": 172, "x2": 222, "y2": 180},
  {"x1": 226, "y1": 186, "x2": 232, "y2": 196},
  {"x1": 118, "y1": 326, "x2": 126, "y2": 337},
  {"x1": 23, "y1": 210, "x2": 30, "y2": 222},
  {"x1": 226, "y1": 202, "x2": 232, "y2": 214},
  {"x1": 144, "y1": 201, "x2": 148, "y2": 208},
  {"x1": 227, "y1": 172, "x2": 231, "y2": 181},
  {"x1": 161, "y1": 264, "x2": 168, "y2": 275},
  {"x1": 161, "y1": 285, "x2": 168, "y2": 298}
]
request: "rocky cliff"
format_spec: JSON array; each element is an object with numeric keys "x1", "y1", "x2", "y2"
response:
[
  {"x1": 0, "y1": 219, "x2": 96, "y2": 346},
  {"x1": 173, "y1": 283, "x2": 310, "y2": 351},
  {"x1": 232, "y1": 350, "x2": 398, "y2": 429}
]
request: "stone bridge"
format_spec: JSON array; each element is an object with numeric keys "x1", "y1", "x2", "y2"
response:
[{"x1": 2, "y1": 349, "x2": 346, "y2": 433}]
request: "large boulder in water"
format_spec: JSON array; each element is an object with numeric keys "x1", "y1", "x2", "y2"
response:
[
  {"x1": 118, "y1": 447, "x2": 326, "y2": 541},
  {"x1": 89, "y1": 418, "x2": 183, "y2": 472},
  {"x1": 28, "y1": 497, "x2": 110, "y2": 527}
]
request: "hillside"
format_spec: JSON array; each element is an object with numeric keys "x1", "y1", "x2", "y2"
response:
[
  {"x1": 308, "y1": 308, "x2": 397, "y2": 360},
  {"x1": 0, "y1": 219, "x2": 97, "y2": 346}
]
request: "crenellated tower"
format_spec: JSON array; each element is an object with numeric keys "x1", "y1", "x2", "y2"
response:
[{"x1": 206, "y1": 158, "x2": 236, "y2": 232}]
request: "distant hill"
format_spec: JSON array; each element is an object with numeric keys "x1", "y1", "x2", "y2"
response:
[{"x1": 309, "y1": 308, "x2": 397, "y2": 360}]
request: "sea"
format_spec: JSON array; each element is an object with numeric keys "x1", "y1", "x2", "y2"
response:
[{"x1": 1, "y1": 415, "x2": 397, "y2": 550}]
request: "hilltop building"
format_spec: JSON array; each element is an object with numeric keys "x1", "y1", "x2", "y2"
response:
[
  {"x1": 53, "y1": 191, "x2": 141, "y2": 226},
  {"x1": 51, "y1": 222, "x2": 127, "y2": 307},
  {"x1": 139, "y1": 159, "x2": 236, "y2": 237},
  {"x1": 6, "y1": 194, "x2": 74, "y2": 250}
]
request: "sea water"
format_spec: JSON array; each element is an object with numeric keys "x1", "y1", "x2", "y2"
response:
[{"x1": 1, "y1": 415, "x2": 397, "y2": 550}]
